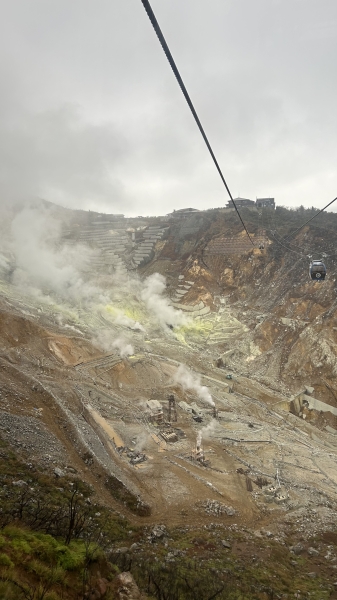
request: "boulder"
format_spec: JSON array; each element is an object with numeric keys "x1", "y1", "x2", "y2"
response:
[
  {"x1": 291, "y1": 543, "x2": 304, "y2": 555},
  {"x1": 12, "y1": 480, "x2": 28, "y2": 487},
  {"x1": 54, "y1": 467, "x2": 65, "y2": 478},
  {"x1": 97, "y1": 578, "x2": 108, "y2": 596},
  {"x1": 114, "y1": 571, "x2": 146, "y2": 599},
  {"x1": 150, "y1": 525, "x2": 167, "y2": 540},
  {"x1": 129, "y1": 543, "x2": 138, "y2": 552}
]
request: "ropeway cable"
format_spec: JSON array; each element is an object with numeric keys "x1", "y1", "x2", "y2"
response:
[
  {"x1": 268, "y1": 230, "x2": 308, "y2": 259},
  {"x1": 261, "y1": 200, "x2": 337, "y2": 259},
  {"x1": 269, "y1": 229, "x2": 334, "y2": 263},
  {"x1": 283, "y1": 196, "x2": 337, "y2": 241},
  {"x1": 140, "y1": 0, "x2": 255, "y2": 246}
]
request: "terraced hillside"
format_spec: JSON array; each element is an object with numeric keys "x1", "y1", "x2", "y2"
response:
[{"x1": 0, "y1": 202, "x2": 337, "y2": 597}]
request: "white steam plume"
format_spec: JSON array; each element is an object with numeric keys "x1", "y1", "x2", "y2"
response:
[
  {"x1": 196, "y1": 419, "x2": 219, "y2": 449},
  {"x1": 0, "y1": 253, "x2": 10, "y2": 274},
  {"x1": 113, "y1": 311, "x2": 145, "y2": 332},
  {"x1": 10, "y1": 205, "x2": 108, "y2": 304},
  {"x1": 173, "y1": 364, "x2": 215, "y2": 407},
  {"x1": 93, "y1": 330, "x2": 134, "y2": 358},
  {"x1": 134, "y1": 432, "x2": 150, "y2": 452},
  {"x1": 141, "y1": 273, "x2": 188, "y2": 329},
  {"x1": 1, "y1": 205, "x2": 197, "y2": 356},
  {"x1": 3, "y1": 207, "x2": 186, "y2": 339}
]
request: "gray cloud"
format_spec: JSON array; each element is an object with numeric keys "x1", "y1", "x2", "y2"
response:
[
  {"x1": 0, "y1": 0, "x2": 336, "y2": 215},
  {"x1": 0, "y1": 104, "x2": 128, "y2": 210}
]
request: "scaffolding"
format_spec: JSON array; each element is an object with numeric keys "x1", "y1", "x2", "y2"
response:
[{"x1": 168, "y1": 394, "x2": 177, "y2": 423}]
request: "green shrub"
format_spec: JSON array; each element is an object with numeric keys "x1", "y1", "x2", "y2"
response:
[
  {"x1": 27, "y1": 559, "x2": 65, "y2": 584},
  {"x1": 30, "y1": 533, "x2": 59, "y2": 561},
  {"x1": 27, "y1": 559, "x2": 52, "y2": 579},
  {"x1": 0, "y1": 553, "x2": 14, "y2": 567},
  {"x1": 0, "y1": 580, "x2": 23, "y2": 599},
  {"x1": 56, "y1": 542, "x2": 86, "y2": 571},
  {"x1": 11, "y1": 538, "x2": 31, "y2": 556},
  {"x1": 2, "y1": 526, "x2": 30, "y2": 540}
]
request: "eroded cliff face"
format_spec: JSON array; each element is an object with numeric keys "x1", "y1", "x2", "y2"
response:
[
  {"x1": 218, "y1": 234, "x2": 337, "y2": 405},
  {"x1": 141, "y1": 211, "x2": 337, "y2": 406}
]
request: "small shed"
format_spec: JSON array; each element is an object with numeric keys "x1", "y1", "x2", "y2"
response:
[
  {"x1": 146, "y1": 400, "x2": 163, "y2": 423},
  {"x1": 178, "y1": 401, "x2": 193, "y2": 413},
  {"x1": 190, "y1": 402, "x2": 203, "y2": 417}
]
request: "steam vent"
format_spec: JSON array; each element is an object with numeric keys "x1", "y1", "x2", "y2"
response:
[{"x1": 1, "y1": 200, "x2": 337, "y2": 596}]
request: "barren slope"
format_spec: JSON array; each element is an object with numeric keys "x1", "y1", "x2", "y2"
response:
[{"x1": 0, "y1": 203, "x2": 337, "y2": 545}]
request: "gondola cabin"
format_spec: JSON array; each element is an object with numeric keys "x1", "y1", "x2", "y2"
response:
[{"x1": 309, "y1": 260, "x2": 326, "y2": 281}]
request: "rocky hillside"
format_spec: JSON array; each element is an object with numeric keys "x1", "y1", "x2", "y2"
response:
[
  {"x1": 141, "y1": 206, "x2": 337, "y2": 404},
  {"x1": 0, "y1": 202, "x2": 337, "y2": 598}
]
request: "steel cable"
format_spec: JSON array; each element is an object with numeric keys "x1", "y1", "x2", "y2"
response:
[
  {"x1": 140, "y1": 0, "x2": 255, "y2": 246},
  {"x1": 283, "y1": 196, "x2": 337, "y2": 241}
]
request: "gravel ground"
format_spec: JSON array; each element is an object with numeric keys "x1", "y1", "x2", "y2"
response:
[{"x1": 0, "y1": 410, "x2": 67, "y2": 465}]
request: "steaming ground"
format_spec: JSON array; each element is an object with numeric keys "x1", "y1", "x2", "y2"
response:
[{"x1": 1, "y1": 204, "x2": 337, "y2": 538}]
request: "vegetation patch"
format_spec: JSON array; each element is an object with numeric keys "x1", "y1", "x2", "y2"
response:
[{"x1": 104, "y1": 475, "x2": 151, "y2": 516}]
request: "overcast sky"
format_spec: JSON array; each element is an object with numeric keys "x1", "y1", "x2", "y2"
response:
[{"x1": 1, "y1": 0, "x2": 337, "y2": 216}]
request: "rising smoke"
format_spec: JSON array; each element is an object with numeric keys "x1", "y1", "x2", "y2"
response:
[
  {"x1": 196, "y1": 419, "x2": 219, "y2": 448},
  {"x1": 9, "y1": 205, "x2": 108, "y2": 304},
  {"x1": 0, "y1": 204, "x2": 189, "y2": 348},
  {"x1": 0, "y1": 253, "x2": 10, "y2": 275},
  {"x1": 93, "y1": 330, "x2": 134, "y2": 358},
  {"x1": 141, "y1": 273, "x2": 188, "y2": 329},
  {"x1": 173, "y1": 364, "x2": 215, "y2": 407},
  {"x1": 113, "y1": 311, "x2": 145, "y2": 332},
  {"x1": 133, "y1": 432, "x2": 150, "y2": 452}
]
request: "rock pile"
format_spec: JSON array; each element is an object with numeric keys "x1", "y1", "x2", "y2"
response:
[
  {"x1": 149, "y1": 524, "x2": 167, "y2": 542},
  {"x1": 0, "y1": 411, "x2": 66, "y2": 463},
  {"x1": 201, "y1": 499, "x2": 236, "y2": 516}
]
